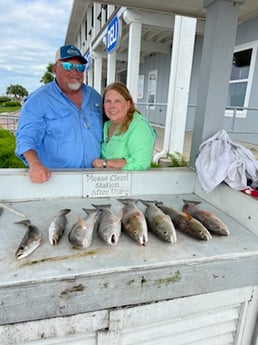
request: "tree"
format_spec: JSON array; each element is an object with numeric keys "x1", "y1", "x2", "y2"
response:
[
  {"x1": 6, "y1": 84, "x2": 28, "y2": 99},
  {"x1": 40, "y1": 63, "x2": 54, "y2": 84}
]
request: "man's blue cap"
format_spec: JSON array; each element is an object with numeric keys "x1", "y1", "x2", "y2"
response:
[{"x1": 55, "y1": 44, "x2": 87, "y2": 64}]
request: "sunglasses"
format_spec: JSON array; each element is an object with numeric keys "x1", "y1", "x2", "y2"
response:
[{"x1": 58, "y1": 62, "x2": 86, "y2": 73}]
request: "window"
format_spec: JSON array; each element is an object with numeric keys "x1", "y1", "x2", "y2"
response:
[{"x1": 226, "y1": 41, "x2": 257, "y2": 118}]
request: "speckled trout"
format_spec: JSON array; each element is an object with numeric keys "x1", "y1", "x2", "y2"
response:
[
  {"x1": 48, "y1": 208, "x2": 71, "y2": 245},
  {"x1": 68, "y1": 209, "x2": 98, "y2": 249},
  {"x1": 156, "y1": 202, "x2": 212, "y2": 241},
  {"x1": 92, "y1": 204, "x2": 122, "y2": 246},
  {"x1": 117, "y1": 199, "x2": 148, "y2": 245},
  {"x1": 183, "y1": 200, "x2": 230, "y2": 236},
  {"x1": 15, "y1": 219, "x2": 43, "y2": 260},
  {"x1": 140, "y1": 200, "x2": 177, "y2": 243}
]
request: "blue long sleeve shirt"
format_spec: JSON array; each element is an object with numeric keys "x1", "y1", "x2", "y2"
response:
[{"x1": 15, "y1": 80, "x2": 103, "y2": 168}]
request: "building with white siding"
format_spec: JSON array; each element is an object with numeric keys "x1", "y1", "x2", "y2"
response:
[{"x1": 65, "y1": 0, "x2": 258, "y2": 165}]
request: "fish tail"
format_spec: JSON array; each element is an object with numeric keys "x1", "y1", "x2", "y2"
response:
[
  {"x1": 82, "y1": 208, "x2": 96, "y2": 215},
  {"x1": 183, "y1": 199, "x2": 201, "y2": 205},
  {"x1": 15, "y1": 219, "x2": 31, "y2": 226},
  {"x1": 117, "y1": 198, "x2": 137, "y2": 205},
  {"x1": 139, "y1": 199, "x2": 159, "y2": 207},
  {"x1": 61, "y1": 208, "x2": 71, "y2": 215},
  {"x1": 92, "y1": 203, "x2": 111, "y2": 209}
]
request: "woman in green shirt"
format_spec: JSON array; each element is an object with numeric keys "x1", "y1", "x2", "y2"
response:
[{"x1": 93, "y1": 82, "x2": 156, "y2": 170}]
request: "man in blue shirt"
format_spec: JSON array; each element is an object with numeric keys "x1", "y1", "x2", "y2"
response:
[{"x1": 15, "y1": 45, "x2": 103, "y2": 183}]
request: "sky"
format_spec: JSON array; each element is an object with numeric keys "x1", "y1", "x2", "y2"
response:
[{"x1": 0, "y1": 0, "x2": 74, "y2": 96}]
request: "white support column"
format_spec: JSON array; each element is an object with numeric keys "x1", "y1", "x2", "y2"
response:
[
  {"x1": 167, "y1": 15, "x2": 196, "y2": 154},
  {"x1": 107, "y1": 51, "x2": 116, "y2": 85},
  {"x1": 93, "y1": 52, "x2": 103, "y2": 94},
  {"x1": 126, "y1": 21, "x2": 142, "y2": 102},
  {"x1": 87, "y1": 65, "x2": 93, "y2": 87},
  {"x1": 154, "y1": 15, "x2": 196, "y2": 162}
]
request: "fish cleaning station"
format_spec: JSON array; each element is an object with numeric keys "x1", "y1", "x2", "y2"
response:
[
  {"x1": 1, "y1": 0, "x2": 258, "y2": 344},
  {"x1": 0, "y1": 168, "x2": 257, "y2": 344}
]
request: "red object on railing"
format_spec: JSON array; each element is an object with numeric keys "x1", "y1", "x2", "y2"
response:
[{"x1": 242, "y1": 187, "x2": 258, "y2": 197}]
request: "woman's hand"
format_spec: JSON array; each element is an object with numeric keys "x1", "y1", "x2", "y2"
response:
[
  {"x1": 92, "y1": 159, "x2": 106, "y2": 169},
  {"x1": 92, "y1": 158, "x2": 126, "y2": 169}
]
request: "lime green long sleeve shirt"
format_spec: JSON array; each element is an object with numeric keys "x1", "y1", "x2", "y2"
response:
[{"x1": 101, "y1": 112, "x2": 156, "y2": 170}]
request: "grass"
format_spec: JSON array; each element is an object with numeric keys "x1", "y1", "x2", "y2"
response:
[{"x1": 0, "y1": 105, "x2": 21, "y2": 113}]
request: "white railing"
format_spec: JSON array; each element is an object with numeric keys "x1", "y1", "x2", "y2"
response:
[{"x1": 0, "y1": 114, "x2": 19, "y2": 133}]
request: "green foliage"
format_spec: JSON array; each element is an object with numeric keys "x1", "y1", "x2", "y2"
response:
[
  {"x1": 151, "y1": 162, "x2": 160, "y2": 168},
  {"x1": 0, "y1": 128, "x2": 26, "y2": 168},
  {"x1": 3, "y1": 101, "x2": 21, "y2": 107},
  {"x1": 41, "y1": 63, "x2": 54, "y2": 84},
  {"x1": 6, "y1": 84, "x2": 28, "y2": 99},
  {"x1": 151, "y1": 151, "x2": 188, "y2": 168},
  {"x1": 167, "y1": 151, "x2": 187, "y2": 167},
  {"x1": 0, "y1": 96, "x2": 11, "y2": 103}
]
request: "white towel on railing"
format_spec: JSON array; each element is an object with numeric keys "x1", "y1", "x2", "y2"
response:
[{"x1": 195, "y1": 129, "x2": 258, "y2": 192}]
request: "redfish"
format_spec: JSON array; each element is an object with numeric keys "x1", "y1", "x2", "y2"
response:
[
  {"x1": 156, "y1": 202, "x2": 212, "y2": 241},
  {"x1": 140, "y1": 200, "x2": 177, "y2": 243},
  {"x1": 182, "y1": 200, "x2": 230, "y2": 236},
  {"x1": 92, "y1": 203, "x2": 122, "y2": 246},
  {"x1": 117, "y1": 199, "x2": 148, "y2": 245},
  {"x1": 68, "y1": 209, "x2": 98, "y2": 249}
]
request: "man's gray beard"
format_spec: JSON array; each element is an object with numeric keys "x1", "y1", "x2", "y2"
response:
[{"x1": 68, "y1": 81, "x2": 81, "y2": 90}]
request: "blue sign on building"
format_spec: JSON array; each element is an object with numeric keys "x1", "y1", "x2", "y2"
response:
[{"x1": 106, "y1": 15, "x2": 120, "y2": 54}]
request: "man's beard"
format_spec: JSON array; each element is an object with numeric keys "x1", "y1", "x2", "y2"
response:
[{"x1": 68, "y1": 81, "x2": 81, "y2": 90}]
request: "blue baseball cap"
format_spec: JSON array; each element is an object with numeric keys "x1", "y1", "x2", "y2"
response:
[{"x1": 55, "y1": 45, "x2": 87, "y2": 64}]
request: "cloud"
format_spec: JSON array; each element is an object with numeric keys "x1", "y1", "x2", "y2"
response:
[{"x1": 0, "y1": 0, "x2": 74, "y2": 95}]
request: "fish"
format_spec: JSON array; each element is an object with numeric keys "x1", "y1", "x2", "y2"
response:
[
  {"x1": 0, "y1": 207, "x2": 3, "y2": 217},
  {"x1": 92, "y1": 204, "x2": 122, "y2": 246},
  {"x1": 140, "y1": 200, "x2": 177, "y2": 243},
  {"x1": 156, "y1": 202, "x2": 212, "y2": 241},
  {"x1": 117, "y1": 199, "x2": 148, "y2": 245},
  {"x1": 15, "y1": 219, "x2": 43, "y2": 260},
  {"x1": 68, "y1": 208, "x2": 98, "y2": 249},
  {"x1": 48, "y1": 208, "x2": 71, "y2": 245},
  {"x1": 182, "y1": 200, "x2": 230, "y2": 236}
]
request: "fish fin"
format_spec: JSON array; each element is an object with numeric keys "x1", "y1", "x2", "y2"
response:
[
  {"x1": 78, "y1": 217, "x2": 85, "y2": 227},
  {"x1": 114, "y1": 210, "x2": 123, "y2": 223},
  {"x1": 183, "y1": 211, "x2": 193, "y2": 221}
]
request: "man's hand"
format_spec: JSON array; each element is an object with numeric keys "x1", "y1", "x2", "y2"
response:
[{"x1": 28, "y1": 161, "x2": 51, "y2": 183}]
